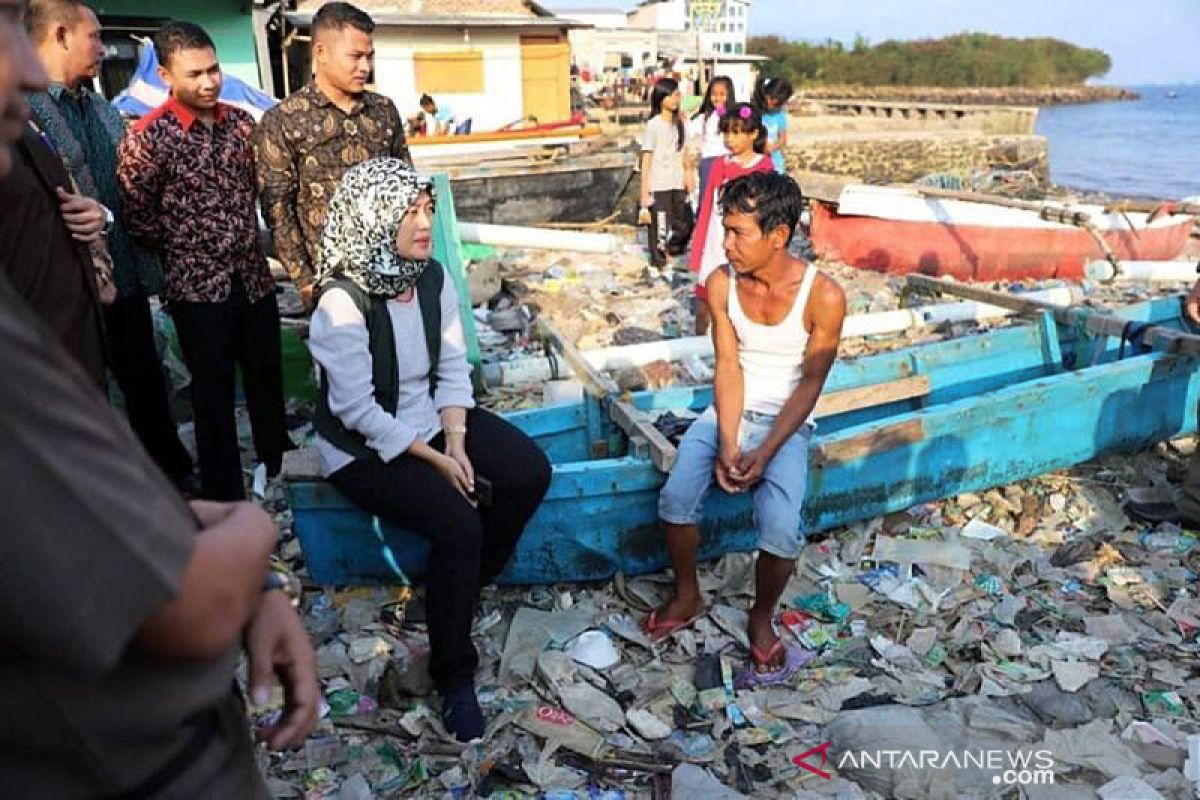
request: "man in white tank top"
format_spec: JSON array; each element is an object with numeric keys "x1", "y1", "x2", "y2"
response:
[{"x1": 646, "y1": 172, "x2": 846, "y2": 686}]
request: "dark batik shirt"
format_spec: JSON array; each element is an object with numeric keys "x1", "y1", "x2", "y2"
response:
[
  {"x1": 117, "y1": 98, "x2": 274, "y2": 305},
  {"x1": 33, "y1": 84, "x2": 165, "y2": 299},
  {"x1": 253, "y1": 82, "x2": 411, "y2": 291}
]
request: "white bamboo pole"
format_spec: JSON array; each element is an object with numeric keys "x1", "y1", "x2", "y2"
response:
[
  {"x1": 1087, "y1": 260, "x2": 1198, "y2": 283},
  {"x1": 458, "y1": 222, "x2": 619, "y2": 253},
  {"x1": 581, "y1": 287, "x2": 1077, "y2": 372}
]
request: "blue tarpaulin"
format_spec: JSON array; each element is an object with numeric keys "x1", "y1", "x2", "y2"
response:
[{"x1": 113, "y1": 41, "x2": 277, "y2": 120}]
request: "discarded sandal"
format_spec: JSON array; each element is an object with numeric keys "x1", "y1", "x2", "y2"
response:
[
  {"x1": 640, "y1": 607, "x2": 706, "y2": 643},
  {"x1": 734, "y1": 640, "x2": 813, "y2": 689}
]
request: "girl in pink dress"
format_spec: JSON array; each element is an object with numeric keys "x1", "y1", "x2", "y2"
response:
[{"x1": 688, "y1": 103, "x2": 774, "y2": 334}]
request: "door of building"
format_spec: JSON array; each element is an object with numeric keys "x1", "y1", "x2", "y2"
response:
[{"x1": 520, "y1": 34, "x2": 570, "y2": 125}]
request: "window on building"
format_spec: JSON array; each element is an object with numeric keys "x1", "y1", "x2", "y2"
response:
[
  {"x1": 723, "y1": 42, "x2": 732, "y2": 53},
  {"x1": 414, "y1": 50, "x2": 485, "y2": 94},
  {"x1": 735, "y1": 43, "x2": 744, "y2": 54}
]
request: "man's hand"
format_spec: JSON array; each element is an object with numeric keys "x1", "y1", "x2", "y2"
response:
[
  {"x1": 732, "y1": 446, "x2": 773, "y2": 489},
  {"x1": 715, "y1": 444, "x2": 742, "y2": 493},
  {"x1": 56, "y1": 187, "x2": 106, "y2": 242},
  {"x1": 245, "y1": 591, "x2": 319, "y2": 750},
  {"x1": 1186, "y1": 278, "x2": 1200, "y2": 326},
  {"x1": 685, "y1": 171, "x2": 697, "y2": 197},
  {"x1": 299, "y1": 284, "x2": 315, "y2": 311}
]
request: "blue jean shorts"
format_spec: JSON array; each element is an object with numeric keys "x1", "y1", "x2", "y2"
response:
[{"x1": 658, "y1": 406, "x2": 813, "y2": 559}]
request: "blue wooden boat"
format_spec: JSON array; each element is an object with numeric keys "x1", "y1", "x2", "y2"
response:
[{"x1": 287, "y1": 289, "x2": 1200, "y2": 586}]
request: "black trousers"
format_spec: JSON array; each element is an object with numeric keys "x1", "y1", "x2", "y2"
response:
[
  {"x1": 329, "y1": 408, "x2": 552, "y2": 692},
  {"x1": 170, "y1": 279, "x2": 290, "y2": 501},
  {"x1": 103, "y1": 293, "x2": 194, "y2": 482},
  {"x1": 648, "y1": 189, "x2": 692, "y2": 267}
]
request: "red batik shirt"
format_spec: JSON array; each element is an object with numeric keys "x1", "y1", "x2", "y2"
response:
[{"x1": 117, "y1": 98, "x2": 274, "y2": 304}]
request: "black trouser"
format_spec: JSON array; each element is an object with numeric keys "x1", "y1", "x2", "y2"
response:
[
  {"x1": 170, "y1": 278, "x2": 290, "y2": 501},
  {"x1": 648, "y1": 189, "x2": 692, "y2": 267},
  {"x1": 103, "y1": 292, "x2": 194, "y2": 482},
  {"x1": 329, "y1": 408, "x2": 552, "y2": 692}
]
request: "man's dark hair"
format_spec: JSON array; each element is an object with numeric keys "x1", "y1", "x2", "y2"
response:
[
  {"x1": 312, "y1": 2, "x2": 375, "y2": 40},
  {"x1": 419, "y1": 94, "x2": 434, "y2": 107},
  {"x1": 719, "y1": 172, "x2": 805, "y2": 245},
  {"x1": 153, "y1": 20, "x2": 216, "y2": 67},
  {"x1": 25, "y1": 0, "x2": 89, "y2": 44}
]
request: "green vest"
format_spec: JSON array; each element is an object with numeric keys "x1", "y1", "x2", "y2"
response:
[{"x1": 313, "y1": 263, "x2": 445, "y2": 461}]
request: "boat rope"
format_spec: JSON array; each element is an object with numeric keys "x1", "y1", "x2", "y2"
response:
[
  {"x1": 371, "y1": 515, "x2": 415, "y2": 615},
  {"x1": 1118, "y1": 321, "x2": 1154, "y2": 360}
]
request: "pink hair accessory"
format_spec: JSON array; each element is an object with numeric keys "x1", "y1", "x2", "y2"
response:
[{"x1": 739, "y1": 106, "x2": 753, "y2": 119}]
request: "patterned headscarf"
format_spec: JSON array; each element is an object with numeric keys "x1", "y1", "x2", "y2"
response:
[{"x1": 317, "y1": 158, "x2": 434, "y2": 296}]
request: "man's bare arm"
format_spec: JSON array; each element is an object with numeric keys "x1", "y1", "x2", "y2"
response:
[
  {"x1": 134, "y1": 502, "x2": 277, "y2": 660},
  {"x1": 707, "y1": 269, "x2": 745, "y2": 491}
]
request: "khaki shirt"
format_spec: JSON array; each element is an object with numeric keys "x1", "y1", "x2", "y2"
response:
[{"x1": 0, "y1": 274, "x2": 265, "y2": 798}]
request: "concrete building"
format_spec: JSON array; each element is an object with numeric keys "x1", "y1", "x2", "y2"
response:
[
  {"x1": 555, "y1": 7, "x2": 657, "y2": 84},
  {"x1": 284, "y1": 0, "x2": 585, "y2": 132},
  {"x1": 628, "y1": 0, "x2": 751, "y2": 56},
  {"x1": 550, "y1": 0, "x2": 761, "y2": 100}
]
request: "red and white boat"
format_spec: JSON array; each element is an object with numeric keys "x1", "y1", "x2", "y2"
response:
[{"x1": 810, "y1": 185, "x2": 1197, "y2": 281}]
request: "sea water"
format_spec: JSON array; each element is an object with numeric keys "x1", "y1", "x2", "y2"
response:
[{"x1": 1036, "y1": 84, "x2": 1200, "y2": 200}]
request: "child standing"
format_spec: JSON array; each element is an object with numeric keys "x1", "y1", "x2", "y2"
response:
[
  {"x1": 686, "y1": 76, "x2": 736, "y2": 207},
  {"x1": 640, "y1": 77, "x2": 690, "y2": 271},
  {"x1": 752, "y1": 77, "x2": 794, "y2": 174},
  {"x1": 689, "y1": 102, "x2": 775, "y2": 334}
]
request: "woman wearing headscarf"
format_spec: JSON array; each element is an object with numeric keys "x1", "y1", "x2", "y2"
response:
[{"x1": 308, "y1": 158, "x2": 552, "y2": 741}]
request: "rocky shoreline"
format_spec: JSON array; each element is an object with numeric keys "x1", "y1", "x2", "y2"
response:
[{"x1": 795, "y1": 85, "x2": 1139, "y2": 106}]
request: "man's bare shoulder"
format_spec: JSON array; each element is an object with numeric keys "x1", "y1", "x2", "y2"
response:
[{"x1": 810, "y1": 269, "x2": 846, "y2": 307}]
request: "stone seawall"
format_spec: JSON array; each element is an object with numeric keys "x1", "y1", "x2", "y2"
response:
[
  {"x1": 785, "y1": 132, "x2": 1048, "y2": 185},
  {"x1": 795, "y1": 85, "x2": 1137, "y2": 106}
]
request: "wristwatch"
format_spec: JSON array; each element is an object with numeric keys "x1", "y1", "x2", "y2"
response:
[
  {"x1": 100, "y1": 204, "x2": 115, "y2": 237},
  {"x1": 262, "y1": 561, "x2": 302, "y2": 607}
]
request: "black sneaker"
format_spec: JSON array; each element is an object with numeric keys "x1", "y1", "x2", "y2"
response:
[{"x1": 441, "y1": 683, "x2": 484, "y2": 742}]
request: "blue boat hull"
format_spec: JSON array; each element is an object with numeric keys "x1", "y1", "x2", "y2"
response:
[{"x1": 288, "y1": 297, "x2": 1200, "y2": 585}]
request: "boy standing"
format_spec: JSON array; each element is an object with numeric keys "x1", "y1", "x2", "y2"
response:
[{"x1": 646, "y1": 172, "x2": 845, "y2": 684}]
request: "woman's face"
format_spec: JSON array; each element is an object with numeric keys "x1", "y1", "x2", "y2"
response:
[
  {"x1": 394, "y1": 191, "x2": 435, "y2": 261},
  {"x1": 662, "y1": 89, "x2": 681, "y2": 112},
  {"x1": 711, "y1": 83, "x2": 728, "y2": 107},
  {"x1": 766, "y1": 96, "x2": 782, "y2": 111}
]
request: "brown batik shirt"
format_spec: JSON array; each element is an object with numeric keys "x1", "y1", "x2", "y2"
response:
[
  {"x1": 253, "y1": 82, "x2": 411, "y2": 292},
  {"x1": 117, "y1": 98, "x2": 275, "y2": 305}
]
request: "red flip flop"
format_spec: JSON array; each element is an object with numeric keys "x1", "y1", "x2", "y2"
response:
[
  {"x1": 640, "y1": 607, "x2": 706, "y2": 643},
  {"x1": 735, "y1": 639, "x2": 814, "y2": 688}
]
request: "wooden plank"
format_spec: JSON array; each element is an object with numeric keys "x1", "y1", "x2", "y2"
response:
[
  {"x1": 814, "y1": 375, "x2": 929, "y2": 418},
  {"x1": 609, "y1": 399, "x2": 677, "y2": 472},
  {"x1": 815, "y1": 419, "x2": 925, "y2": 465},
  {"x1": 537, "y1": 318, "x2": 620, "y2": 399}
]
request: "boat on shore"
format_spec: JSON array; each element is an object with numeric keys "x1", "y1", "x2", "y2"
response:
[
  {"x1": 412, "y1": 128, "x2": 638, "y2": 226},
  {"x1": 810, "y1": 184, "x2": 1197, "y2": 281},
  {"x1": 287, "y1": 292, "x2": 1200, "y2": 586}
]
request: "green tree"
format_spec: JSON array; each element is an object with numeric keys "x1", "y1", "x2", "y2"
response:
[{"x1": 748, "y1": 32, "x2": 1113, "y2": 87}]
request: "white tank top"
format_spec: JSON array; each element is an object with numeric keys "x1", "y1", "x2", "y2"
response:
[{"x1": 727, "y1": 264, "x2": 819, "y2": 416}]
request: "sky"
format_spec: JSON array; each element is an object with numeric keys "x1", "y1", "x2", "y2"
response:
[{"x1": 542, "y1": 0, "x2": 1200, "y2": 85}]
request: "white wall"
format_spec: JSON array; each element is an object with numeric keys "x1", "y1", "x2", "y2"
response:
[
  {"x1": 373, "y1": 27, "x2": 527, "y2": 133},
  {"x1": 568, "y1": 26, "x2": 658, "y2": 74},
  {"x1": 628, "y1": 0, "x2": 686, "y2": 32}
]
